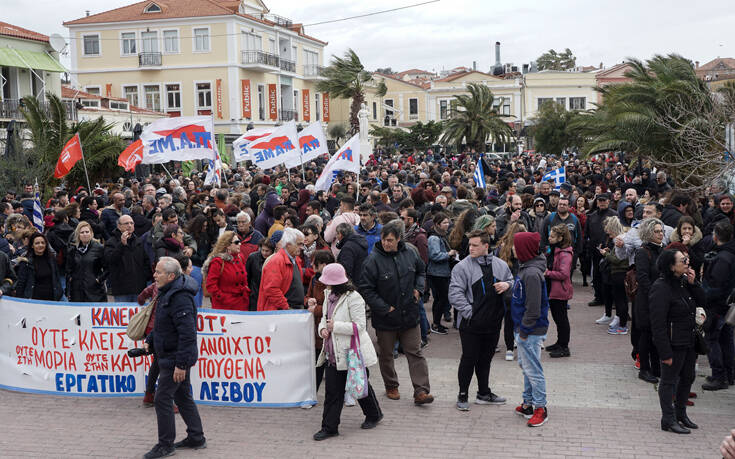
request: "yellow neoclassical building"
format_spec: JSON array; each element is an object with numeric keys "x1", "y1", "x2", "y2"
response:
[{"x1": 63, "y1": 0, "x2": 330, "y2": 136}]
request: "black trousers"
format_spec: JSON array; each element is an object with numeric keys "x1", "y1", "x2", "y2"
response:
[
  {"x1": 548, "y1": 299, "x2": 570, "y2": 347},
  {"x1": 155, "y1": 366, "x2": 204, "y2": 447},
  {"x1": 658, "y1": 348, "x2": 696, "y2": 424},
  {"x1": 458, "y1": 328, "x2": 501, "y2": 395},
  {"x1": 146, "y1": 354, "x2": 160, "y2": 394},
  {"x1": 428, "y1": 275, "x2": 450, "y2": 325},
  {"x1": 503, "y1": 296, "x2": 514, "y2": 351},
  {"x1": 321, "y1": 365, "x2": 382, "y2": 434},
  {"x1": 591, "y1": 251, "x2": 603, "y2": 301},
  {"x1": 603, "y1": 272, "x2": 629, "y2": 327},
  {"x1": 638, "y1": 329, "x2": 660, "y2": 377}
]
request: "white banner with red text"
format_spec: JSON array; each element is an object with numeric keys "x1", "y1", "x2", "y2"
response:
[{"x1": 0, "y1": 297, "x2": 316, "y2": 408}]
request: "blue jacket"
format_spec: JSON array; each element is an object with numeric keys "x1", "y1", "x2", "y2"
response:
[
  {"x1": 511, "y1": 255, "x2": 549, "y2": 338},
  {"x1": 355, "y1": 222, "x2": 382, "y2": 255},
  {"x1": 147, "y1": 274, "x2": 199, "y2": 370},
  {"x1": 427, "y1": 233, "x2": 451, "y2": 277}
]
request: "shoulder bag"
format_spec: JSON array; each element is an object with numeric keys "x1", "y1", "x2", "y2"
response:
[{"x1": 345, "y1": 322, "x2": 369, "y2": 400}]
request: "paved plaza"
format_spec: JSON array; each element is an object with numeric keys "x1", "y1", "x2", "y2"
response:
[{"x1": 1, "y1": 275, "x2": 733, "y2": 458}]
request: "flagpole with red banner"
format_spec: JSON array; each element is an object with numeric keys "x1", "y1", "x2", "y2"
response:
[{"x1": 78, "y1": 134, "x2": 92, "y2": 193}]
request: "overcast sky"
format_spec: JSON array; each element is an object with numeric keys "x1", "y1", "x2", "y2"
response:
[{"x1": 6, "y1": 0, "x2": 735, "y2": 73}]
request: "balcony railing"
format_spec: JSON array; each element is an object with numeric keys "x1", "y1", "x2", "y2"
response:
[
  {"x1": 138, "y1": 52, "x2": 162, "y2": 67},
  {"x1": 279, "y1": 58, "x2": 295, "y2": 73},
  {"x1": 0, "y1": 99, "x2": 77, "y2": 121},
  {"x1": 303, "y1": 64, "x2": 325, "y2": 78},
  {"x1": 241, "y1": 50, "x2": 280, "y2": 68},
  {"x1": 279, "y1": 109, "x2": 297, "y2": 122},
  {"x1": 264, "y1": 14, "x2": 293, "y2": 27}
]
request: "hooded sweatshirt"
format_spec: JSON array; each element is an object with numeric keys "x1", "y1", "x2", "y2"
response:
[
  {"x1": 511, "y1": 232, "x2": 549, "y2": 338},
  {"x1": 254, "y1": 191, "x2": 281, "y2": 236}
]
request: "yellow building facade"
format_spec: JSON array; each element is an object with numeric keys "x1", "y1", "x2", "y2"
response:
[{"x1": 63, "y1": 0, "x2": 330, "y2": 135}]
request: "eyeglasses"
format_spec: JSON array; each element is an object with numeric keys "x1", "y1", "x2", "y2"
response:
[
  {"x1": 535, "y1": 203, "x2": 545, "y2": 207},
  {"x1": 678, "y1": 257, "x2": 690, "y2": 264},
  {"x1": 231, "y1": 239, "x2": 241, "y2": 245}
]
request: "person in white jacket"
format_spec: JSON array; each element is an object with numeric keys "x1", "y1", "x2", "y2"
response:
[
  {"x1": 324, "y1": 197, "x2": 360, "y2": 256},
  {"x1": 314, "y1": 263, "x2": 382, "y2": 441}
]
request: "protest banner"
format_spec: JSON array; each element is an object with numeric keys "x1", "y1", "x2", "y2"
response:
[
  {"x1": 233, "y1": 121, "x2": 299, "y2": 170},
  {"x1": 0, "y1": 297, "x2": 316, "y2": 407},
  {"x1": 315, "y1": 134, "x2": 361, "y2": 191},
  {"x1": 284, "y1": 121, "x2": 329, "y2": 169},
  {"x1": 139, "y1": 116, "x2": 216, "y2": 164}
]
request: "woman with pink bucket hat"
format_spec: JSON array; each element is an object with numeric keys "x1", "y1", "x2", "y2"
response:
[{"x1": 313, "y1": 263, "x2": 383, "y2": 441}]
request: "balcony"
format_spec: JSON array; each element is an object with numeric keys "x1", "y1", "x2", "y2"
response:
[
  {"x1": 264, "y1": 14, "x2": 293, "y2": 28},
  {"x1": 0, "y1": 99, "x2": 77, "y2": 122},
  {"x1": 138, "y1": 52, "x2": 162, "y2": 67},
  {"x1": 279, "y1": 109, "x2": 297, "y2": 122},
  {"x1": 303, "y1": 64, "x2": 326, "y2": 81},
  {"x1": 279, "y1": 58, "x2": 295, "y2": 73},
  {"x1": 241, "y1": 50, "x2": 280, "y2": 72}
]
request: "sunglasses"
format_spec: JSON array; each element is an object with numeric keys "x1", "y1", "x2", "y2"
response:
[{"x1": 231, "y1": 239, "x2": 241, "y2": 245}]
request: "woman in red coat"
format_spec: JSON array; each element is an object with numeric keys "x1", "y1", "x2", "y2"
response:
[{"x1": 203, "y1": 231, "x2": 250, "y2": 310}]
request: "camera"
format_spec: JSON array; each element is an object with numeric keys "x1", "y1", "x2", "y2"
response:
[{"x1": 127, "y1": 347, "x2": 152, "y2": 358}]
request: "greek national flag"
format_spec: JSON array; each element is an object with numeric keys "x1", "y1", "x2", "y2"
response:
[
  {"x1": 473, "y1": 158, "x2": 486, "y2": 188},
  {"x1": 32, "y1": 180, "x2": 44, "y2": 232},
  {"x1": 543, "y1": 167, "x2": 566, "y2": 190}
]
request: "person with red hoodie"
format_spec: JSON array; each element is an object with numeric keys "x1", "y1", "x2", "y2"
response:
[
  {"x1": 258, "y1": 228, "x2": 306, "y2": 311},
  {"x1": 544, "y1": 224, "x2": 574, "y2": 358},
  {"x1": 203, "y1": 231, "x2": 249, "y2": 310}
]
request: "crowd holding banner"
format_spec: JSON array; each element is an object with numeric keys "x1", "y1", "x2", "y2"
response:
[{"x1": 1, "y1": 115, "x2": 735, "y2": 452}]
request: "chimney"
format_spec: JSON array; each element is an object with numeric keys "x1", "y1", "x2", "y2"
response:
[
  {"x1": 85, "y1": 10, "x2": 90, "y2": 16},
  {"x1": 600, "y1": 62, "x2": 603, "y2": 69},
  {"x1": 695, "y1": 61, "x2": 700, "y2": 68},
  {"x1": 495, "y1": 41, "x2": 501, "y2": 66},
  {"x1": 472, "y1": 61, "x2": 476, "y2": 71}
]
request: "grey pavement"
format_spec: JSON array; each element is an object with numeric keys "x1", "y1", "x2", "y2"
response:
[{"x1": 1, "y1": 273, "x2": 734, "y2": 458}]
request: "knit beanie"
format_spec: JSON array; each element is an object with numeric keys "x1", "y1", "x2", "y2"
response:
[{"x1": 513, "y1": 232, "x2": 540, "y2": 262}]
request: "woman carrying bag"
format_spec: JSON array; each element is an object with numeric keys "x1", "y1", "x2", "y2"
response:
[{"x1": 314, "y1": 263, "x2": 382, "y2": 441}]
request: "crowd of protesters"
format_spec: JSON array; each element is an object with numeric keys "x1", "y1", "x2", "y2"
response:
[{"x1": 1, "y1": 147, "x2": 735, "y2": 447}]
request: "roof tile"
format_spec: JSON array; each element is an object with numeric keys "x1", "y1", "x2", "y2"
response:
[{"x1": 0, "y1": 21, "x2": 49, "y2": 43}]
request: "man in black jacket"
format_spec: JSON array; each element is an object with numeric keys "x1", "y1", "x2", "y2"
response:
[
  {"x1": 495, "y1": 194, "x2": 533, "y2": 239},
  {"x1": 0, "y1": 249, "x2": 16, "y2": 296},
  {"x1": 584, "y1": 193, "x2": 616, "y2": 306},
  {"x1": 143, "y1": 257, "x2": 205, "y2": 459},
  {"x1": 104, "y1": 215, "x2": 152, "y2": 302},
  {"x1": 359, "y1": 220, "x2": 433, "y2": 405},
  {"x1": 335, "y1": 223, "x2": 368, "y2": 285},
  {"x1": 701, "y1": 221, "x2": 735, "y2": 391}
]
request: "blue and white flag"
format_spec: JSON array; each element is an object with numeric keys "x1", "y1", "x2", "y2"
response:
[
  {"x1": 32, "y1": 180, "x2": 44, "y2": 232},
  {"x1": 204, "y1": 143, "x2": 223, "y2": 186},
  {"x1": 543, "y1": 167, "x2": 566, "y2": 190},
  {"x1": 473, "y1": 158, "x2": 486, "y2": 188}
]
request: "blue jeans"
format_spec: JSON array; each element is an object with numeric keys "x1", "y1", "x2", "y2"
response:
[
  {"x1": 418, "y1": 299, "x2": 429, "y2": 341},
  {"x1": 114, "y1": 294, "x2": 138, "y2": 303},
  {"x1": 190, "y1": 266, "x2": 204, "y2": 308},
  {"x1": 515, "y1": 332, "x2": 547, "y2": 408},
  {"x1": 706, "y1": 315, "x2": 735, "y2": 381}
]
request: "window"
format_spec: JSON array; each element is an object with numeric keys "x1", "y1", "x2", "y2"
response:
[
  {"x1": 439, "y1": 100, "x2": 448, "y2": 120},
  {"x1": 242, "y1": 32, "x2": 261, "y2": 51},
  {"x1": 197, "y1": 82, "x2": 212, "y2": 108},
  {"x1": 81, "y1": 99, "x2": 100, "y2": 108},
  {"x1": 166, "y1": 84, "x2": 181, "y2": 110},
  {"x1": 144, "y1": 2, "x2": 161, "y2": 13},
  {"x1": 569, "y1": 97, "x2": 586, "y2": 110},
  {"x1": 269, "y1": 38, "x2": 276, "y2": 54},
  {"x1": 384, "y1": 99, "x2": 396, "y2": 126},
  {"x1": 123, "y1": 85, "x2": 139, "y2": 106},
  {"x1": 194, "y1": 28, "x2": 210, "y2": 52},
  {"x1": 85, "y1": 86, "x2": 101, "y2": 96},
  {"x1": 555, "y1": 97, "x2": 566, "y2": 109},
  {"x1": 83, "y1": 34, "x2": 100, "y2": 56},
  {"x1": 537, "y1": 98, "x2": 553, "y2": 110},
  {"x1": 372, "y1": 101, "x2": 377, "y2": 120},
  {"x1": 493, "y1": 97, "x2": 511, "y2": 116},
  {"x1": 144, "y1": 84, "x2": 161, "y2": 111},
  {"x1": 409, "y1": 98, "x2": 418, "y2": 119},
  {"x1": 110, "y1": 100, "x2": 128, "y2": 110},
  {"x1": 304, "y1": 50, "x2": 318, "y2": 66},
  {"x1": 292, "y1": 45, "x2": 297, "y2": 64},
  {"x1": 163, "y1": 30, "x2": 178, "y2": 53},
  {"x1": 121, "y1": 33, "x2": 136, "y2": 55},
  {"x1": 257, "y1": 84, "x2": 265, "y2": 120},
  {"x1": 141, "y1": 31, "x2": 158, "y2": 53},
  {"x1": 315, "y1": 93, "x2": 320, "y2": 121}
]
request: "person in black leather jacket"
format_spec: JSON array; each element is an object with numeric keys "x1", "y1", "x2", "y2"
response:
[
  {"x1": 65, "y1": 221, "x2": 107, "y2": 302},
  {"x1": 650, "y1": 249, "x2": 705, "y2": 434}
]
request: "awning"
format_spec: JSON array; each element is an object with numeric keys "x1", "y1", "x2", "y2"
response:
[{"x1": 0, "y1": 47, "x2": 66, "y2": 72}]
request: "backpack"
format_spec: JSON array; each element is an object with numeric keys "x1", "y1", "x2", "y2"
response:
[{"x1": 624, "y1": 246, "x2": 651, "y2": 300}]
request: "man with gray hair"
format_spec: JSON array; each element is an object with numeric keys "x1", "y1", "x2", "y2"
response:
[
  {"x1": 258, "y1": 227, "x2": 306, "y2": 310},
  {"x1": 360, "y1": 220, "x2": 433, "y2": 405},
  {"x1": 143, "y1": 257, "x2": 205, "y2": 458}
]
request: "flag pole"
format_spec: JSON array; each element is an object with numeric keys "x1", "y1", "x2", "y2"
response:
[
  {"x1": 161, "y1": 163, "x2": 175, "y2": 181},
  {"x1": 77, "y1": 133, "x2": 92, "y2": 193}
]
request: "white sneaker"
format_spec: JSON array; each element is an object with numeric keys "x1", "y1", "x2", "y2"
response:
[
  {"x1": 608, "y1": 316, "x2": 620, "y2": 329},
  {"x1": 505, "y1": 350, "x2": 514, "y2": 361},
  {"x1": 595, "y1": 314, "x2": 612, "y2": 324}
]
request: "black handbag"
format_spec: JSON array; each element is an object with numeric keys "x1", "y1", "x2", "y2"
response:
[{"x1": 694, "y1": 326, "x2": 709, "y2": 356}]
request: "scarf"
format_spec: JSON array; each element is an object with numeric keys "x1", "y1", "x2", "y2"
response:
[
  {"x1": 78, "y1": 243, "x2": 90, "y2": 255},
  {"x1": 405, "y1": 223, "x2": 420, "y2": 242}
]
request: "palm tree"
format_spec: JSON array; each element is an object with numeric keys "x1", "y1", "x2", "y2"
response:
[
  {"x1": 327, "y1": 123, "x2": 347, "y2": 148},
  {"x1": 440, "y1": 82, "x2": 514, "y2": 151},
  {"x1": 316, "y1": 49, "x2": 387, "y2": 134},
  {"x1": 66, "y1": 117, "x2": 127, "y2": 188}
]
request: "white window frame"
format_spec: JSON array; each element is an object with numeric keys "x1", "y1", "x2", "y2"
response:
[
  {"x1": 144, "y1": 2, "x2": 162, "y2": 13},
  {"x1": 164, "y1": 82, "x2": 182, "y2": 112},
  {"x1": 408, "y1": 97, "x2": 419, "y2": 120},
  {"x1": 315, "y1": 93, "x2": 320, "y2": 121},
  {"x1": 109, "y1": 100, "x2": 129, "y2": 111},
  {"x1": 384, "y1": 98, "x2": 396, "y2": 126},
  {"x1": 81, "y1": 99, "x2": 100, "y2": 108},
  {"x1": 241, "y1": 31, "x2": 262, "y2": 52},
  {"x1": 162, "y1": 29, "x2": 180, "y2": 54},
  {"x1": 140, "y1": 30, "x2": 160, "y2": 54},
  {"x1": 192, "y1": 27, "x2": 211, "y2": 53},
  {"x1": 120, "y1": 31, "x2": 137, "y2": 56},
  {"x1": 84, "y1": 85, "x2": 101, "y2": 96},
  {"x1": 82, "y1": 34, "x2": 101, "y2": 57},
  {"x1": 569, "y1": 97, "x2": 586, "y2": 110},
  {"x1": 438, "y1": 99, "x2": 450, "y2": 120},
  {"x1": 143, "y1": 83, "x2": 163, "y2": 112},
  {"x1": 257, "y1": 84, "x2": 266, "y2": 120},
  {"x1": 122, "y1": 84, "x2": 140, "y2": 107},
  {"x1": 194, "y1": 80, "x2": 213, "y2": 110},
  {"x1": 291, "y1": 45, "x2": 297, "y2": 65}
]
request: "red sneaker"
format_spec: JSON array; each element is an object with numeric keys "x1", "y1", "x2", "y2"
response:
[
  {"x1": 634, "y1": 354, "x2": 640, "y2": 370},
  {"x1": 142, "y1": 391, "x2": 154, "y2": 407},
  {"x1": 515, "y1": 404, "x2": 533, "y2": 419},
  {"x1": 686, "y1": 400, "x2": 695, "y2": 407},
  {"x1": 527, "y1": 407, "x2": 548, "y2": 427},
  {"x1": 174, "y1": 404, "x2": 179, "y2": 414},
  {"x1": 688, "y1": 392, "x2": 697, "y2": 399}
]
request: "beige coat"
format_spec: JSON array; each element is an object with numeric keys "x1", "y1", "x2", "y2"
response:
[{"x1": 316, "y1": 290, "x2": 378, "y2": 371}]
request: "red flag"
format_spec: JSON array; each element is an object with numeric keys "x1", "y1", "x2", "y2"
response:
[
  {"x1": 54, "y1": 133, "x2": 83, "y2": 178},
  {"x1": 118, "y1": 139, "x2": 143, "y2": 172}
]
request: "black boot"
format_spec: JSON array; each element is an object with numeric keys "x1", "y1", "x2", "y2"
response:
[
  {"x1": 676, "y1": 414, "x2": 698, "y2": 429},
  {"x1": 702, "y1": 378, "x2": 728, "y2": 391},
  {"x1": 661, "y1": 420, "x2": 690, "y2": 434},
  {"x1": 638, "y1": 370, "x2": 658, "y2": 384}
]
